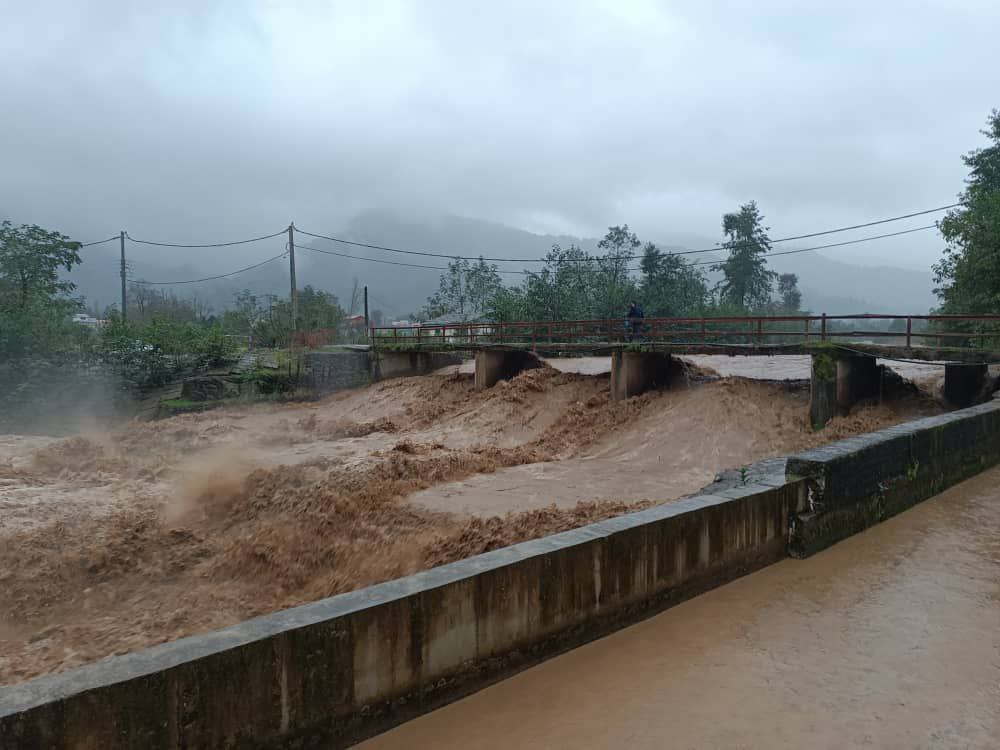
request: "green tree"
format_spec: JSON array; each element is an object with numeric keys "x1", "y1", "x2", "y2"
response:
[
  {"x1": 0, "y1": 221, "x2": 83, "y2": 355},
  {"x1": 713, "y1": 201, "x2": 777, "y2": 311},
  {"x1": 638, "y1": 242, "x2": 709, "y2": 316},
  {"x1": 295, "y1": 285, "x2": 345, "y2": 330},
  {"x1": 776, "y1": 273, "x2": 802, "y2": 312},
  {"x1": 595, "y1": 225, "x2": 640, "y2": 318},
  {"x1": 933, "y1": 109, "x2": 1000, "y2": 314},
  {"x1": 519, "y1": 244, "x2": 602, "y2": 320},
  {"x1": 422, "y1": 257, "x2": 503, "y2": 320}
]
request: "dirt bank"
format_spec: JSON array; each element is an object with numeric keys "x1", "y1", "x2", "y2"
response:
[{"x1": 0, "y1": 364, "x2": 940, "y2": 683}]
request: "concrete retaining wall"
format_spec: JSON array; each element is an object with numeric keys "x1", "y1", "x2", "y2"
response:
[
  {"x1": 4, "y1": 398, "x2": 1000, "y2": 748},
  {"x1": 788, "y1": 398, "x2": 1000, "y2": 556},
  {"x1": 0, "y1": 481, "x2": 796, "y2": 749},
  {"x1": 373, "y1": 351, "x2": 462, "y2": 381}
]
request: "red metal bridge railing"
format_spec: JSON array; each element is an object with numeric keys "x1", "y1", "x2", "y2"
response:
[{"x1": 369, "y1": 314, "x2": 1000, "y2": 351}]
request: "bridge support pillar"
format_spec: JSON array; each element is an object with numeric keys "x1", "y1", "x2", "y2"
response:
[
  {"x1": 374, "y1": 351, "x2": 461, "y2": 381},
  {"x1": 811, "y1": 352, "x2": 880, "y2": 429},
  {"x1": 837, "y1": 354, "x2": 880, "y2": 413},
  {"x1": 474, "y1": 348, "x2": 543, "y2": 390},
  {"x1": 611, "y1": 350, "x2": 685, "y2": 401},
  {"x1": 944, "y1": 363, "x2": 989, "y2": 407}
]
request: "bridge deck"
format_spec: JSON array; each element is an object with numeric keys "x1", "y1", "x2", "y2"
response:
[
  {"x1": 371, "y1": 340, "x2": 999, "y2": 364},
  {"x1": 370, "y1": 314, "x2": 1000, "y2": 364}
]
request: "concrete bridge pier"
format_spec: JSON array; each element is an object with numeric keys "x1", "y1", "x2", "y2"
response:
[
  {"x1": 944, "y1": 363, "x2": 989, "y2": 407},
  {"x1": 810, "y1": 352, "x2": 881, "y2": 429},
  {"x1": 374, "y1": 351, "x2": 461, "y2": 381},
  {"x1": 611, "y1": 350, "x2": 685, "y2": 401},
  {"x1": 474, "y1": 349, "x2": 543, "y2": 389}
]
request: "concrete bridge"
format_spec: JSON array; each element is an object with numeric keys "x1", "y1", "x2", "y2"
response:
[{"x1": 371, "y1": 314, "x2": 1000, "y2": 427}]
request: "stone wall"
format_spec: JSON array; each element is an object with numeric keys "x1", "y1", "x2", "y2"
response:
[{"x1": 302, "y1": 350, "x2": 371, "y2": 397}]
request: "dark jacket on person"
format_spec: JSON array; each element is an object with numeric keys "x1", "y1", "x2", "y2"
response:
[{"x1": 626, "y1": 304, "x2": 644, "y2": 319}]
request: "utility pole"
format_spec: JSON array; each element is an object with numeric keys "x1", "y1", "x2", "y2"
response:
[
  {"x1": 363, "y1": 285, "x2": 369, "y2": 331},
  {"x1": 119, "y1": 230, "x2": 127, "y2": 321},
  {"x1": 288, "y1": 223, "x2": 298, "y2": 332}
]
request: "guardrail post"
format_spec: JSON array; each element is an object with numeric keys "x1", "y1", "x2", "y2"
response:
[
  {"x1": 607, "y1": 319, "x2": 613, "y2": 342},
  {"x1": 701, "y1": 318, "x2": 707, "y2": 341},
  {"x1": 756, "y1": 318, "x2": 763, "y2": 345},
  {"x1": 394, "y1": 327, "x2": 398, "y2": 343},
  {"x1": 821, "y1": 313, "x2": 827, "y2": 341},
  {"x1": 906, "y1": 317, "x2": 912, "y2": 348}
]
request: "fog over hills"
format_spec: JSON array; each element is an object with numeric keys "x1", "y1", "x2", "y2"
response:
[{"x1": 69, "y1": 211, "x2": 939, "y2": 319}]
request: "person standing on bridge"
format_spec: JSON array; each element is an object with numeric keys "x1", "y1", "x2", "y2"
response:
[{"x1": 625, "y1": 300, "x2": 645, "y2": 342}]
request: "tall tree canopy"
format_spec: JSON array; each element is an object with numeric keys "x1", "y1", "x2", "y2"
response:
[
  {"x1": 0, "y1": 221, "x2": 83, "y2": 355},
  {"x1": 422, "y1": 257, "x2": 503, "y2": 320},
  {"x1": 713, "y1": 201, "x2": 777, "y2": 311},
  {"x1": 933, "y1": 109, "x2": 1000, "y2": 314},
  {"x1": 775, "y1": 273, "x2": 802, "y2": 312},
  {"x1": 639, "y1": 243, "x2": 708, "y2": 316}
]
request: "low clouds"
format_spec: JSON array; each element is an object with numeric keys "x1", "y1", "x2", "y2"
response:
[{"x1": 1, "y1": 1, "x2": 996, "y2": 270}]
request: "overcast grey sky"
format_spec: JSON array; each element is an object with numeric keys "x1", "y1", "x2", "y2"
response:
[{"x1": 1, "y1": 0, "x2": 997, "y2": 271}]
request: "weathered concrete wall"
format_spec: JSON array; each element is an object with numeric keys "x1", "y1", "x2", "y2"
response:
[
  {"x1": 811, "y1": 351, "x2": 881, "y2": 428},
  {"x1": 0, "y1": 481, "x2": 796, "y2": 749},
  {"x1": 809, "y1": 353, "x2": 837, "y2": 429},
  {"x1": 473, "y1": 349, "x2": 543, "y2": 390},
  {"x1": 835, "y1": 354, "x2": 880, "y2": 414},
  {"x1": 610, "y1": 350, "x2": 685, "y2": 401},
  {"x1": 303, "y1": 350, "x2": 371, "y2": 396},
  {"x1": 373, "y1": 351, "x2": 462, "y2": 381},
  {"x1": 787, "y1": 397, "x2": 1000, "y2": 556},
  {"x1": 6, "y1": 398, "x2": 1000, "y2": 748},
  {"x1": 943, "y1": 363, "x2": 989, "y2": 407}
]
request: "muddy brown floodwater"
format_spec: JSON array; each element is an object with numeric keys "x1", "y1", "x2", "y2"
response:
[
  {"x1": 362, "y1": 466, "x2": 1000, "y2": 750},
  {"x1": 0, "y1": 358, "x2": 943, "y2": 683}
]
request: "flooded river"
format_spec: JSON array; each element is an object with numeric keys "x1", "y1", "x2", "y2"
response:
[{"x1": 362, "y1": 466, "x2": 1000, "y2": 750}]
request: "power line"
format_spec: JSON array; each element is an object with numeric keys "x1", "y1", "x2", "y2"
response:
[
  {"x1": 125, "y1": 228, "x2": 287, "y2": 248},
  {"x1": 303, "y1": 224, "x2": 937, "y2": 275},
  {"x1": 758, "y1": 204, "x2": 960, "y2": 246},
  {"x1": 302, "y1": 244, "x2": 527, "y2": 275},
  {"x1": 689, "y1": 224, "x2": 937, "y2": 266},
  {"x1": 130, "y1": 252, "x2": 288, "y2": 285},
  {"x1": 79, "y1": 235, "x2": 119, "y2": 247},
  {"x1": 294, "y1": 203, "x2": 958, "y2": 264}
]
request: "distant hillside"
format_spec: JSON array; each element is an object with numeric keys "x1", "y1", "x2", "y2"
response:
[{"x1": 68, "y1": 211, "x2": 939, "y2": 319}]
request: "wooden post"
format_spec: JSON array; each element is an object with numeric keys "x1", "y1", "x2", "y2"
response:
[
  {"x1": 119, "y1": 230, "x2": 127, "y2": 321},
  {"x1": 756, "y1": 318, "x2": 763, "y2": 345},
  {"x1": 287, "y1": 224, "x2": 298, "y2": 332},
  {"x1": 906, "y1": 317, "x2": 912, "y2": 348},
  {"x1": 821, "y1": 313, "x2": 827, "y2": 341}
]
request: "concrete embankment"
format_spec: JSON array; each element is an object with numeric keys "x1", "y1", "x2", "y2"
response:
[{"x1": 2, "y1": 398, "x2": 999, "y2": 748}]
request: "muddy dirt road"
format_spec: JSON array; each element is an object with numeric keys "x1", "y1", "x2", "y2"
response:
[{"x1": 0, "y1": 359, "x2": 940, "y2": 683}]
